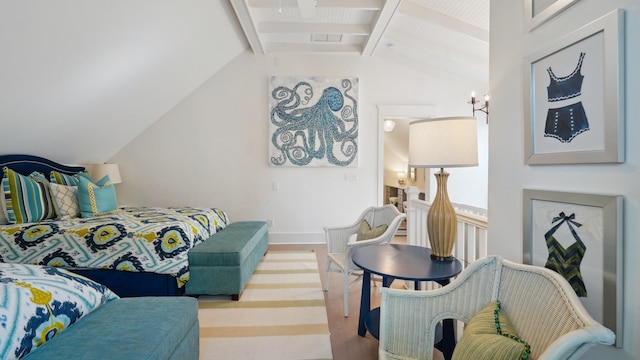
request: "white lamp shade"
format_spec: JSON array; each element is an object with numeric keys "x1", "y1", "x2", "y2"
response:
[
  {"x1": 86, "y1": 164, "x2": 122, "y2": 184},
  {"x1": 409, "y1": 116, "x2": 478, "y2": 168}
]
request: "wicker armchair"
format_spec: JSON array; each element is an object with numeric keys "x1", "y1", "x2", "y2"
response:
[
  {"x1": 379, "y1": 255, "x2": 615, "y2": 360},
  {"x1": 324, "y1": 204, "x2": 406, "y2": 317}
]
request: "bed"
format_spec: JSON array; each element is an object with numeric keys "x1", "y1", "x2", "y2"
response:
[{"x1": 0, "y1": 154, "x2": 229, "y2": 296}]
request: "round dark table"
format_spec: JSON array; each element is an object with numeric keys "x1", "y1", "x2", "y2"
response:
[{"x1": 352, "y1": 244, "x2": 463, "y2": 360}]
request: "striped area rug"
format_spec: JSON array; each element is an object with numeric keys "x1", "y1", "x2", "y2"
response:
[{"x1": 198, "y1": 251, "x2": 333, "y2": 360}]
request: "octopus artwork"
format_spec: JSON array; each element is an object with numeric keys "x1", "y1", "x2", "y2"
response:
[{"x1": 269, "y1": 77, "x2": 358, "y2": 167}]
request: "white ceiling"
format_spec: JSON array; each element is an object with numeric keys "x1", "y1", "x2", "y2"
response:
[{"x1": 230, "y1": 0, "x2": 490, "y2": 82}]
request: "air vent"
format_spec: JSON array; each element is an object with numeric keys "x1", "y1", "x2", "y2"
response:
[{"x1": 310, "y1": 34, "x2": 343, "y2": 43}]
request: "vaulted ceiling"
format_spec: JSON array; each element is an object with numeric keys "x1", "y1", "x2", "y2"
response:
[
  {"x1": 0, "y1": 1, "x2": 489, "y2": 165},
  {"x1": 230, "y1": 0, "x2": 490, "y2": 83}
]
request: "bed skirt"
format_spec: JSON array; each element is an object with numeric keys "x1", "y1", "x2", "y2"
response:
[{"x1": 68, "y1": 268, "x2": 184, "y2": 297}]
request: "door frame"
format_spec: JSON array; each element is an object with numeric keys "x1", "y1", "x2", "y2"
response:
[{"x1": 376, "y1": 105, "x2": 437, "y2": 206}]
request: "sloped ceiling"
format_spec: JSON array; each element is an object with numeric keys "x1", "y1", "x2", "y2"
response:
[{"x1": 0, "y1": 0, "x2": 247, "y2": 165}]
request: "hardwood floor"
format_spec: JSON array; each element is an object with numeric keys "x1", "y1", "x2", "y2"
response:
[{"x1": 269, "y1": 229, "x2": 445, "y2": 360}]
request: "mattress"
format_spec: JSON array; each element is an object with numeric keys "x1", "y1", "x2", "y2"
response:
[{"x1": 0, "y1": 206, "x2": 229, "y2": 287}]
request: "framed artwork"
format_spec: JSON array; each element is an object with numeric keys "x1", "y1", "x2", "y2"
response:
[
  {"x1": 523, "y1": 10, "x2": 624, "y2": 165},
  {"x1": 523, "y1": 189, "x2": 623, "y2": 347},
  {"x1": 268, "y1": 76, "x2": 359, "y2": 167},
  {"x1": 525, "y1": 0, "x2": 581, "y2": 31}
]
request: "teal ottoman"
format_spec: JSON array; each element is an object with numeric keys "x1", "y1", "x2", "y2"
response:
[
  {"x1": 23, "y1": 297, "x2": 199, "y2": 360},
  {"x1": 185, "y1": 221, "x2": 268, "y2": 299}
]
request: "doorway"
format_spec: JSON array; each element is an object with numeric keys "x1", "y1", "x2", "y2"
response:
[{"x1": 376, "y1": 105, "x2": 436, "y2": 207}]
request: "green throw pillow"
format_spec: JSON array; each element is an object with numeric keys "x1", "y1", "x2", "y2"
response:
[
  {"x1": 1, "y1": 168, "x2": 56, "y2": 223},
  {"x1": 452, "y1": 300, "x2": 531, "y2": 360},
  {"x1": 77, "y1": 175, "x2": 118, "y2": 218},
  {"x1": 49, "y1": 170, "x2": 92, "y2": 186},
  {"x1": 356, "y1": 219, "x2": 388, "y2": 241}
]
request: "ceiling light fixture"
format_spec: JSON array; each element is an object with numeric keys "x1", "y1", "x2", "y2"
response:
[{"x1": 383, "y1": 119, "x2": 396, "y2": 132}]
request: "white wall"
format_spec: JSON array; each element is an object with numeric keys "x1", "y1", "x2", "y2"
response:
[
  {"x1": 0, "y1": 0, "x2": 245, "y2": 164},
  {"x1": 489, "y1": 0, "x2": 638, "y2": 357},
  {"x1": 111, "y1": 50, "x2": 487, "y2": 243}
]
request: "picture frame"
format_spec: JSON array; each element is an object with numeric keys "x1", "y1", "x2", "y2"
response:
[
  {"x1": 522, "y1": 189, "x2": 623, "y2": 347},
  {"x1": 525, "y1": 0, "x2": 581, "y2": 31},
  {"x1": 268, "y1": 76, "x2": 359, "y2": 167},
  {"x1": 523, "y1": 10, "x2": 625, "y2": 165}
]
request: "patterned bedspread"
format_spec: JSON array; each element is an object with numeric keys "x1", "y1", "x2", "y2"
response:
[{"x1": 0, "y1": 207, "x2": 229, "y2": 287}]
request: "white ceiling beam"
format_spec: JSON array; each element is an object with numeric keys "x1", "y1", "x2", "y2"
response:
[
  {"x1": 266, "y1": 42, "x2": 362, "y2": 53},
  {"x1": 362, "y1": 0, "x2": 401, "y2": 56},
  {"x1": 229, "y1": 0, "x2": 265, "y2": 54},
  {"x1": 259, "y1": 22, "x2": 370, "y2": 35},
  {"x1": 399, "y1": 1, "x2": 489, "y2": 43},
  {"x1": 249, "y1": 0, "x2": 383, "y2": 10}
]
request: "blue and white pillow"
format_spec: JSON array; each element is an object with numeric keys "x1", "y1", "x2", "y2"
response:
[
  {"x1": 0, "y1": 263, "x2": 119, "y2": 359},
  {"x1": 49, "y1": 183, "x2": 80, "y2": 220},
  {"x1": 77, "y1": 175, "x2": 118, "y2": 218}
]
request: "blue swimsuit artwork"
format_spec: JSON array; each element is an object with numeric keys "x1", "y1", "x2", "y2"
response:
[{"x1": 544, "y1": 53, "x2": 589, "y2": 143}]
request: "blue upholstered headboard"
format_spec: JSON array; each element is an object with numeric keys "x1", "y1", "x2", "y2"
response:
[{"x1": 0, "y1": 154, "x2": 85, "y2": 177}]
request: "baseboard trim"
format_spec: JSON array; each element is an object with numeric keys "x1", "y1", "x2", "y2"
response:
[{"x1": 267, "y1": 231, "x2": 325, "y2": 244}]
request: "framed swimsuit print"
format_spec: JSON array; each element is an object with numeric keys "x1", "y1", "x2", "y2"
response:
[
  {"x1": 523, "y1": 10, "x2": 624, "y2": 165},
  {"x1": 523, "y1": 189, "x2": 623, "y2": 347}
]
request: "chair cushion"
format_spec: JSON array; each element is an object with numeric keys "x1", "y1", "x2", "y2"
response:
[
  {"x1": 356, "y1": 219, "x2": 388, "y2": 241},
  {"x1": 452, "y1": 300, "x2": 531, "y2": 360}
]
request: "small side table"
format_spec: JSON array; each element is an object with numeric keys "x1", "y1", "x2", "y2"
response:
[{"x1": 352, "y1": 244, "x2": 463, "y2": 360}]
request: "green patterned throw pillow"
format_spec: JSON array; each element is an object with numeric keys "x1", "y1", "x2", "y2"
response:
[
  {"x1": 356, "y1": 219, "x2": 388, "y2": 241},
  {"x1": 452, "y1": 300, "x2": 531, "y2": 360}
]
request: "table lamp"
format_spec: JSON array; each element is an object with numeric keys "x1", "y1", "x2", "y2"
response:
[{"x1": 408, "y1": 116, "x2": 478, "y2": 261}]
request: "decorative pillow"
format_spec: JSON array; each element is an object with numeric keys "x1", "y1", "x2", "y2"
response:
[
  {"x1": 0, "y1": 262, "x2": 119, "y2": 359},
  {"x1": 49, "y1": 183, "x2": 80, "y2": 219},
  {"x1": 452, "y1": 300, "x2": 531, "y2": 360},
  {"x1": 356, "y1": 219, "x2": 388, "y2": 241},
  {"x1": 2, "y1": 168, "x2": 56, "y2": 224},
  {"x1": 77, "y1": 175, "x2": 118, "y2": 218},
  {"x1": 49, "y1": 171, "x2": 91, "y2": 186}
]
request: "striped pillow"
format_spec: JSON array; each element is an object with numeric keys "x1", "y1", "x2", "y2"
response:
[
  {"x1": 1, "y1": 167, "x2": 56, "y2": 224},
  {"x1": 49, "y1": 170, "x2": 91, "y2": 186}
]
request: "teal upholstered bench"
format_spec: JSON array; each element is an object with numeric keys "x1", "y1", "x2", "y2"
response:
[
  {"x1": 185, "y1": 221, "x2": 268, "y2": 300},
  {"x1": 23, "y1": 297, "x2": 199, "y2": 360}
]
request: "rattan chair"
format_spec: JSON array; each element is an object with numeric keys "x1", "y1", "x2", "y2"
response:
[
  {"x1": 324, "y1": 204, "x2": 406, "y2": 317},
  {"x1": 379, "y1": 255, "x2": 615, "y2": 360}
]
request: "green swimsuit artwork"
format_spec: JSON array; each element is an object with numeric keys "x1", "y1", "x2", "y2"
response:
[{"x1": 544, "y1": 212, "x2": 587, "y2": 297}]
